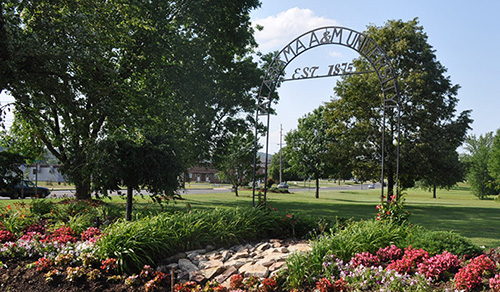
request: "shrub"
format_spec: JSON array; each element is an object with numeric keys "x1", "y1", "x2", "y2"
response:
[
  {"x1": 30, "y1": 199, "x2": 56, "y2": 217},
  {"x1": 96, "y1": 208, "x2": 316, "y2": 273},
  {"x1": 490, "y1": 274, "x2": 500, "y2": 292},
  {"x1": 417, "y1": 251, "x2": 461, "y2": 281},
  {"x1": 376, "y1": 244, "x2": 403, "y2": 263},
  {"x1": 349, "y1": 251, "x2": 380, "y2": 268},
  {"x1": 403, "y1": 229, "x2": 481, "y2": 257},
  {"x1": 0, "y1": 229, "x2": 16, "y2": 243},
  {"x1": 387, "y1": 246, "x2": 429, "y2": 274},
  {"x1": 81, "y1": 227, "x2": 102, "y2": 243},
  {"x1": 313, "y1": 220, "x2": 410, "y2": 262},
  {"x1": 376, "y1": 195, "x2": 411, "y2": 224},
  {"x1": 454, "y1": 254, "x2": 496, "y2": 290}
]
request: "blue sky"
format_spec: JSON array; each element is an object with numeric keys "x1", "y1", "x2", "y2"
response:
[
  {"x1": 1, "y1": 2, "x2": 498, "y2": 155},
  {"x1": 250, "y1": 0, "x2": 500, "y2": 154}
]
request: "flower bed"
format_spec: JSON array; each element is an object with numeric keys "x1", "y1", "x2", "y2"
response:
[{"x1": 0, "y1": 199, "x2": 498, "y2": 291}]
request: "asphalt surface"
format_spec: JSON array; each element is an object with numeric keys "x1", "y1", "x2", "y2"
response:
[{"x1": 0, "y1": 183, "x2": 381, "y2": 200}]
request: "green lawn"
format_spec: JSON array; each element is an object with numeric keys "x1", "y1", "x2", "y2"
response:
[
  {"x1": 1, "y1": 184, "x2": 498, "y2": 249},
  {"x1": 143, "y1": 184, "x2": 500, "y2": 249}
]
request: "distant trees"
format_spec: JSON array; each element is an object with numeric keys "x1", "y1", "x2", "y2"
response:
[
  {"x1": 268, "y1": 151, "x2": 302, "y2": 184},
  {"x1": 489, "y1": 129, "x2": 500, "y2": 187},
  {"x1": 284, "y1": 106, "x2": 336, "y2": 198},
  {"x1": 462, "y1": 132, "x2": 499, "y2": 199},
  {"x1": 213, "y1": 131, "x2": 257, "y2": 197}
]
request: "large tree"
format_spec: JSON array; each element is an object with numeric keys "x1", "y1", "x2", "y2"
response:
[
  {"x1": 0, "y1": 0, "x2": 262, "y2": 199},
  {"x1": 213, "y1": 131, "x2": 258, "y2": 197},
  {"x1": 90, "y1": 133, "x2": 184, "y2": 220},
  {"x1": 284, "y1": 106, "x2": 337, "y2": 198},
  {"x1": 325, "y1": 18, "x2": 471, "y2": 197}
]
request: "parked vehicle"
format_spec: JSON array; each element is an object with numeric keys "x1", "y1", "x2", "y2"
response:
[
  {"x1": 278, "y1": 182, "x2": 289, "y2": 189},
  {"x1": 368, "y1": 184, "x2": 375, "y2": 189},
  {"x1": 0, "y1": 180, "x2": 50, "y2": 199}
]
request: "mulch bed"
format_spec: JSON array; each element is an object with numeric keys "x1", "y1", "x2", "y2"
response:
[{"x1": 0, "y1": 257, "x2": 171, "y2": 292}]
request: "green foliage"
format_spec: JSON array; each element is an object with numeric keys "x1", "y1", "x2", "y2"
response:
[
  {"x1": 375, "y1": 195, "x2": 411, "y2": 224},
  {"x1": 462, "y1": 133, "x2": 498, "y2": 199},
  {"x1": 213, "y1": 131, "x2": 259, "y2": 197},
  {"x1": 284, "y1": 106, "x2": 344, "y2": 198},
  {"x1": 29, "y1": 198, "x2": 57, "y2": 218},
  {"x1": 489, "y1": 129, "x2": 500, "y2": 191},
  {"x1": 0, "y1": 150, "x2": 24, "y2": 190},
  {"x1": 284, "y1": 219, "x2": 480, "y2": 289},
  {"x1": 0, "y1": 203, "x2": 35, "y2": 234},
  {"x1": 2, "y1": 0, "x2": 263, "y2": 200},
  {"x1": 405, "y1": 229, "x2": 481, "y2": 257},
  {"x1": 325, "y1": 18, "x2": 471, "y2": 194},
  {"x1": 96, "y1": 207, "x2": 318, "y2": 273}
]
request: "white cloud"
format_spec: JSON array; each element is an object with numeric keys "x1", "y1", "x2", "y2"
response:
[
  {"x1": 253, "y1": 7, "x2": 340, "y2": 52},
  {"x1": 328, "y1": 51, "x2": 343, "y2": 59}
]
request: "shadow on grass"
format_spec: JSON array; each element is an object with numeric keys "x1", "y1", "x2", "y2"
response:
[{"x1": 407, "y1": 205, "x2": 500, "y2": 243}]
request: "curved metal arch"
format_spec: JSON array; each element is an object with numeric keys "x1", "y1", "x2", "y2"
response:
[{"x1": 252, "y1": 26, "x2": 401, "y2": 206}]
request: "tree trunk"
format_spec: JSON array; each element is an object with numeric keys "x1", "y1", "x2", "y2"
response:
[
  {"x1": 433, "y1": 184, "x2": 437, "y2": 199},
  {"x1": 234, "y1": 185, "x2": 239, "y2": 197},
  {"x1": 126, "y1": 186, "x2": 133, "y2": 221},
  {"x1": 74, "y1": 180, "x2": 92, "y2": 200},
  {"x1": 315, "y1": 177, "x2": 319, "y2": 199}
]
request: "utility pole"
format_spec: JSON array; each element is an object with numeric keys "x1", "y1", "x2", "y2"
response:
[{"x1": 279, "y1": 124, "x2": 283, "y2": 184}]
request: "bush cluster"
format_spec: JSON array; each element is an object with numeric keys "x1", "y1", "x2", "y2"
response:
[
  {"x1": 95, "y1": 206, "x2": 319, "y2": 272},
  {"x1": 283, "y1": 219, "x2": 482, "y2": 289}
]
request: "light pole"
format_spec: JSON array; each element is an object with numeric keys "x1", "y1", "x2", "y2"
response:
[{"x1": 279, "y1": 124, "x2": 283, "y2": 184}]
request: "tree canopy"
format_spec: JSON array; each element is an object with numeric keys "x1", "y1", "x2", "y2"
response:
[
  {"x1": 0, "y1": 0, "x2": 263, "y2": 199},
  {"x1": 325, "y1": 18, "x2": 471, "y2": 197},
  {"x1": 213, "y1": 130, "x2": 258, "y2": 197},
  {"x1": 462, "y1": 132, "x2": 498, "y2": 199},
  {"x1": 284, "y1": 106, "x2": 335, "y2": 198}
]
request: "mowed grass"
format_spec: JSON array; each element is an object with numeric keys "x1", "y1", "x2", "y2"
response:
[
  {"x1": 146, "y1": 184, "x2": 500, "y2": 249},
  {"x1": 1, "y1": 183, "x2": 498, "y2": 248}
]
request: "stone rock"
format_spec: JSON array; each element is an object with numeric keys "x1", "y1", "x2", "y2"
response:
[
  {"x1": 239, "y1": 263, "x2": 269, "y2": 278},
  {"x1": 256, "y1": 254, "x2": 286, "y2": 267},
  {"x1": 189, "y1": 270, "x2": 206, "y2": 283},
  {"x1": 278, "y1": 247, "x2": 289, "y2": 253},
  {"x1": 214, "y1": 266, "x2": 238, "y2": 284},
  {"x1": 166, "y1": 252, "x2": 187, "y2": 263},
  {"x1": 170, "y1": 239, "x2": 310, "y2": 286},
  {"x1": 186, "y1": 249, "x2": 207, "y2": 260},
  {"x1": 232, "y1": 251, "x2": 250, "y2": 260},
  {"x1": 205, "y1": 245, "x2": 216, "y2": 252},
  {"x1": 231, "y1": 245, "x2": 245, "y2": 252},
  {"x1": 220, "y1": 250, "x2": 232, "y2": 262},
  {"x1": 201, "y1": 266, "x2": 224, "y2": 279},
  {"x1": 199, "y1": 259, "x2": 224, "y2": 270},
  {"x1": 255, "y1": 242, "x2": 271, "y2": 252},
  {"x1": 178, "y1": 259, "x2": 199, "y2": 273},
  {"x1": 224, "y1": 259, "x2": 248, "y2": 269},
  {"x1": 269, "y1": 261, "x2": 287, "y2": 271}
]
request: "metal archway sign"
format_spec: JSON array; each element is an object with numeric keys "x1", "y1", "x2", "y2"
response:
[{"x1": 251, "y1": 26, "x2": 401, "y2": 206}]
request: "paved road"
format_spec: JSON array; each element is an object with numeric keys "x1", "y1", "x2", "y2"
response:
[{"x1": 0, "y1": 182, "x2": 381, "y2": 200}]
